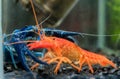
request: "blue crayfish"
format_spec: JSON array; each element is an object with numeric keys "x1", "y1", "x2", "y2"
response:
[{"x1": 3, "y1": 25, "x2": 82, "y2": 72}]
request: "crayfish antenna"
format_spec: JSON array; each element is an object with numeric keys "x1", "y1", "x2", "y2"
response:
[
  {"x1": 29, "y1": 0, "x2": 52, "y2": 40},
  {"x1": 30, "y1": 0, "x2": 53, "y2": 40},
  {"x1": 4, "y1": 40, "x2": 36, "y2": 46},
  {"x1": 29, "y1": 0, "x2": 44, "y2": 39}
]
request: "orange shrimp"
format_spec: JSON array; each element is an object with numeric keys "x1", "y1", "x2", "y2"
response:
[{"x1": 27, "y1": 36, "x2": 117, "y2": 74}]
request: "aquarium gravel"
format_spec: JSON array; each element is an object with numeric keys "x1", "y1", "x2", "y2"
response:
[{"x1": 4, "y1": 54, "x2": 120, "y2": 79}]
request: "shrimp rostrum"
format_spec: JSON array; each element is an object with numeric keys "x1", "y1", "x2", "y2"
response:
[{"x1": 27, "y1": 36, "x2": 117, "y2": 74}]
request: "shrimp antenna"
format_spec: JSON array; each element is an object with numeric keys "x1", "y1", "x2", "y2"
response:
[{"x1": 29, "y1": 0, "x2": 44, "y2": 39}]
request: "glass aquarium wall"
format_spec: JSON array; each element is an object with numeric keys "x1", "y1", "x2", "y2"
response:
[
  {"x1": 59, "y1": 0, "x2": 120, "y2": 55},
  {"x1": 0, "y1": 0, "x2": 3, "y2": 79},
  {"x1": 3, "y1": 0, "x2": 120, "y2": 54}
]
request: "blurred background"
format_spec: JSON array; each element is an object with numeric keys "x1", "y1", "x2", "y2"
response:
[{"x1": 2, "y1": 0, "x2": 120, "y2": 55}]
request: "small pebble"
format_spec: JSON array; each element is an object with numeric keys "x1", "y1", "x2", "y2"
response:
[
  {"x1": 117, "y1": 71, "x2": 120, "y2": 75},
  {"x1": 109, "y1": 69, "x2": 117, "y2": 74}
]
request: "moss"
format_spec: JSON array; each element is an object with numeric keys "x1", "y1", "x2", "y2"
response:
[{"x1": 107, "y1": 0, "x2": 120, "y2": 48}]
